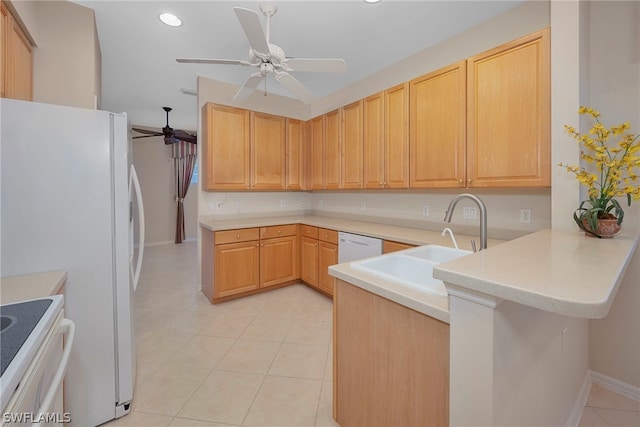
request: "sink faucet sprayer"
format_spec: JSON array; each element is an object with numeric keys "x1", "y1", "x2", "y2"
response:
[
  {"x1": 443, "y1": 193, "x2": 487, "y2": 251},
  {"x1": 441, "y1": 227, "x2": 461, "y2": 256}
]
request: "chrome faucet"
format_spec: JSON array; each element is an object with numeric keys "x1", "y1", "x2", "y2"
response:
[{"x1": 443, "y1": 193, "x2": 487, "y2": 251}]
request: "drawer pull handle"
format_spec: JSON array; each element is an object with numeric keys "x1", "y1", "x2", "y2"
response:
[
  {"x1": 236, "y1": 234, "x2": 240, "y2": 239},
  {"x1": 278, "y1": 230, "x2": 282, "y2": 234}
]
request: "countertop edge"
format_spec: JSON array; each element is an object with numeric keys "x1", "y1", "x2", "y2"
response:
[
  {"x1": 0, "y1": 270, "x2": 67, "y2": 305},
  {"x1": 433, "y1": 229, "x2": 640, "y2": 319}
]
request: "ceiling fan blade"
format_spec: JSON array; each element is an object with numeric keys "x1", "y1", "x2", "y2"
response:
[
  {"x1": 131, "y1": 127, "x2": 163, "y2": 136},
  {"x1": 173, "y1": 129, "x2": 197, "y2": 144},
  {"x1": 233, "y1": 73, "x2": 265, "y2": 102},
  {"x1": 132, "y1": 134, "x2": 159, "y2": 140},
  {"x1": 176, "y1": 58, "x2": 252, "y2": 66},
  {"x1": 282, "y1": 58, "x2": 347, "y2": 73},
  {"x1": 275, "y1": 72, "x2": 314, "y2": 104},
  {"x1": 233, "y1": 7, "x2": 270, "y2": 56}
]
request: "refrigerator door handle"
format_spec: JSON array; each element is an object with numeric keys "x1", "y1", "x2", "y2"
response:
[{"x1": 129, "y1": 164, "x2": 145, "y2": 292}]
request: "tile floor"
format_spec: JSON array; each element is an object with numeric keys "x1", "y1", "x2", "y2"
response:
[{"x1": 106, "y1": 241, "x2": 639, "y2": 427}]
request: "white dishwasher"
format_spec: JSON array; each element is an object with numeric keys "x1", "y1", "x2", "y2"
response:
[{"x1": 338, "y1": 232, "x2": 382, "y2": 263}]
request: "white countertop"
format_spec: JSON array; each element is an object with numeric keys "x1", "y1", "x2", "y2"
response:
[
  {"x1": 433, "y1": 229, "x2": 640, "y2": 319},
  {"x1": 200, "y1": 214, "x2": 505, "y2": 250},
  {"x1": 0, "y1": 271, "x2": 67, "y2": 305}
]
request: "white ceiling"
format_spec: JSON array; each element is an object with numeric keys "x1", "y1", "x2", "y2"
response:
[{"x1": 75, "y1": 0, "x2": 524, "y2": 132}]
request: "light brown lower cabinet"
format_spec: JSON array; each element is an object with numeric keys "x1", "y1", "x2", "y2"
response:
[
  {"x1": 201, "y1": 225, "x2": 299, "y2": 302},
  {"x1": 300, "y1": 235, "x2": 319, "y2": 287},
  {"x1": 318, "y1": 233, "x2": 338, "y2": 296},
  {"x1": 334, "y1": 279, "x2": 449, "y2": 426},
  {"x1": 300, "y1": 226, "x2": 338, "y2": 297},
  {"x1": 382, "y1": 240, "x2": 416, "y2": 254}
]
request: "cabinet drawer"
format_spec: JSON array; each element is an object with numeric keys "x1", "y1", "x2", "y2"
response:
[
  {"x1": 318, "y1": 228, "x2": 338, "y2": 244},
  {"x1": 300, "y1": 225, "x2": 319, "y2": 239},
  {"x1": 260, "y1": 224, "x2": 298, "y2": 239},
  {"x1": 215, "y1": 228, "x2": 260, "y2": 244}
]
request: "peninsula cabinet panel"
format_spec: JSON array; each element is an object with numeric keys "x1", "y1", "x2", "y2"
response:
[
  {"x1": 286, "y1": 118, "x2": 307, "y2": 190},
  {"x1": 384, "y1": 83, "x2": 409, "y2": 188},
  {"x1": 341, "y1": 100, "x2": 364, "y2": 189},
  {"x1": 334, "y1": 279, "x2": 449, "y2": 427},
  {"x1": 251, "y1": 111, "x2": 286, "y2": 190},
  {"x1": 363, "y1": 91, "x2": 385, "y2": 189},
  {"x1": 324, "y1": 109, "x2": 342, "y2": 189},
  {"x1": 202, "y1": 103, "x2": 251, "y2": 190},
  {"x1": 309, "y1": 115, "x2": 325, "y2": 190},
  {"x1": 410, "y1": 61, "x2": 466, "y2": 188},
  {"x1": 467, "y1": 28, "x2": 550, "y2": 188}
]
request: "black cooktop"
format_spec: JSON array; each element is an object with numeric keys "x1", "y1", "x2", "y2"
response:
[{"x1": 0, "y1": 299, "x2": 53, "y2": 376}]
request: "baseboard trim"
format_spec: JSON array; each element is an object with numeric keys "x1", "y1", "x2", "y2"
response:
[
  {"x1": 591, "y1": 370, "x2": 640, "y2": 401},
  {"x1": 143, "y1": 238, "x2": 197, "y2": 247},
  {"x1": 566, "y1": 370, "x2": 592, "y2": 427}
]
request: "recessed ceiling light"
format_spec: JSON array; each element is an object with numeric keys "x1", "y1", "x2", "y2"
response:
[
  {"x1": 364, "y1": 0, "x2": 381, "y2": 3},
  {"x1": 159, "y1": 13, "x2": 182, "y2": 27}
]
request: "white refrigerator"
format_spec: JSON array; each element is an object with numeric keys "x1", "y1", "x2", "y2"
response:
[{"x1": 0, "y1": 98, "x2": 145, "y2": 426}]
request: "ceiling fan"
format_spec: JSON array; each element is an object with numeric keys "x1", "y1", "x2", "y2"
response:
[
  {"x1": 131, "y1": 107, "x2": 197, "y2": 145},
  {"x1": 176, "y1": 2, "x2": 346, "y2": 104}
]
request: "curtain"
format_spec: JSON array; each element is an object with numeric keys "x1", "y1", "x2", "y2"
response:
[{"x1": 172, "y1": 140, "x2": 197, "y2": 243}]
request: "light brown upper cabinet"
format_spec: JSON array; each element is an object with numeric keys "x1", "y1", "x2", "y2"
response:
[
  {"x1": 363, "y1": 83, "x2": 409, "y2": 189},
  {"x1": 286, "y1": 118, "x2": 307, "y2": 190},
  {"x1": 251, "y1": 111, "x2": 286, "y2": 190},
  {"x1": 324, "y1": 109, "x2": 342, "y2": 189},
  {"x1": 467, "y1": 28, "x2": 550, "y2": 187},
  {"x1": 309, "y1": 110, "x2": 342, "y2": 189},
  {"x1": 202, "y1": 103, "x2": 251, "y2": 190},
  {"x1": 410, "y1": 61, "x2": 466, "y2": 188},
  {"x1": 202, "y1": 103, "x2": 286, "y2": 191},
  {"x1": 1, "y1": 2, "x2": 33, "y2": 100},
  {"x1": 341, "y1": 100, "x2": 364, "y2": 189}
]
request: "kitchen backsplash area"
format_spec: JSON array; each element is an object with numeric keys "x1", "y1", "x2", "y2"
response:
[{"x1": 199, "y1": 189, "x2": 551, "y2": 240}]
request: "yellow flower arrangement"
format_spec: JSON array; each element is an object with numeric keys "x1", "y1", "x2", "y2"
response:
[{"x1": 560, "y1": 106, "x2": 640, "y2": 236}]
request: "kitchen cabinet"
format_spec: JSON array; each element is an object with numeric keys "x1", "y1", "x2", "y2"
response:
[
  {"x1": 382, "y1": 240, "x2": 415, "y2": 254},
  {"x1": 260, "y1": 225, "x2": 299, "y2": 288},
  {"x1": 466, "y1": 28, "x2": 550, "y2": 187},
  {"x1": 202, "y1": 225, "x2": 300, "y2": 302},
  {"x1": 201, "y1": 103, "x2": 251, "y2": 190},
  {"x1": 364, "y1": 84, "x2": 410, "y2": 189},
  {"x1": 324, "y1": 109, "x2": 342, "y2": 189},
  {"x1": 309, "y1": 116, "x2": 324, "y2": 190},
  {"x1": 1, "y1": 2, "x2": 32, "y2": 100},
  {"x1": 300, "y1": 225, "x2": 319, "y2": 287},
  {"x1": 212, "y1": 228, "x2": 260, "y2": 299},
  {"x1": 201, "y1": 104, "x2": 287, "y2": 191},
  {"x1": 318, "y1": 229, "x2": 338, "y2": 296},
  {"x1": 334, "y1": 279, "x2": 449, "y2": 426},
  {"x1": 341, "y1": 100, "x2": 363, "y2": 189},
  {"x1": 251, "y1": 112, "x2": 286, "y2": 190},
  {"x1": 410, "y1": 61, "x2": 466, "y2": 188},
  {"x1": 286, "y1": 118, "x2": 307, "y2": 190}
]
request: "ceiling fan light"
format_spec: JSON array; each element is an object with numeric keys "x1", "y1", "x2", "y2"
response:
[
  {"x1": 363, "y1": 0, "x2": 381, "y2": 3},
  {"x1": 159, "y1": 13, "x2": 182, "y2": 27}
]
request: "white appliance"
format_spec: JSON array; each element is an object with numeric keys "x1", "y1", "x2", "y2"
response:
[
  {"x1": 0, "y1": 99, "x2": 145, "y2": 426},
  {"x1": 338, "y1": 232, "x2": 382, "y2": 263},
  {"x1": 1, "y1": 295, "x2": 75, "y2": 426}
]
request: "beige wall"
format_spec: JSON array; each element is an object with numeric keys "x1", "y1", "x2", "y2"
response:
[
  {"x1": 584, "y1": 0, "x2": 640, "y2": 391},
  {"x1": 132, "y1": 136, "x2": 198, "y2": 245},
  {"x1": 9, "y1": 0, "x2": 101, "y2": 109}
]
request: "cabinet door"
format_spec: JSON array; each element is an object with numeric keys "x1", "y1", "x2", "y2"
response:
[
  {"x1": 1, "y1": 4, "x2": 7, "y2": 98},
  {"x1": 286, "y1": 118, "x2": 306, "y2": 190},
  {"x1": 3, "y1": 4, "x2": 32, "y2": 101},
  {"x1": 324, "y1": 109, "x2": 341, "y2": 189},
  {"x1": 251, "y1": 111, "x2": 286, "y2": 190},
  {"x1": 385, "y1": 83, "x2": 409, "y2": 189},
  {"x1": 318, "y1": 241, "x2": 337, "y2": 296},
  {"x1": 410, "y1": 61, "x2": 466, "y2": 188},
  {"x1": 300, "y1": 236, "x2": 318, "y2": 287},
  {"x1": 309, "y1": 116, "x2": 324, "y2": 190},
  {"x1": 260, "y1": 235, "x2": 299, "y2": 288},
  {"x1": 202, "y1": 103, "x2": 251, "y2": 190},
  {"x1": 341, "y1": 100, "x2": 363, "y2": 189},
  {"x1": 214, "y1": 240, "x2": 260, "y2": 298},
  {"x1": 363, "y1": 92, "x2": 385, "y2": 189},
  {"x1": 467, "y1": 28, "x2": 550, "y2": 188}
]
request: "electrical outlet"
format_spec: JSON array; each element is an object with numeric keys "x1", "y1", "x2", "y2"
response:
[
  {"x1": 422, "y1": 205, "x2": 430, "y2": 216},
  {"x1": 280, "y1": 200, "x2": 286, "y2": 208},
  {"x1": 520, "y1": 209, "x2": 532, "y2": 224},
  {"x1": 463, "y1": 207, "x2": 477, "y2": 219},
  {"x1": 360, "y1": 202, "x2": 366, "y2": 211},
  {"x1": 235, "y1": 202, "x2": 241, "y2": 213},
  {"x1": 562, "y1": 327, "x2": 568, "y2": 354},
  {"x1": 319, "y1": 200, "x2": 324, "y2": 209},
  {"x1": 295, "y1": 199, "x2": 301, "y2": 207}
]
